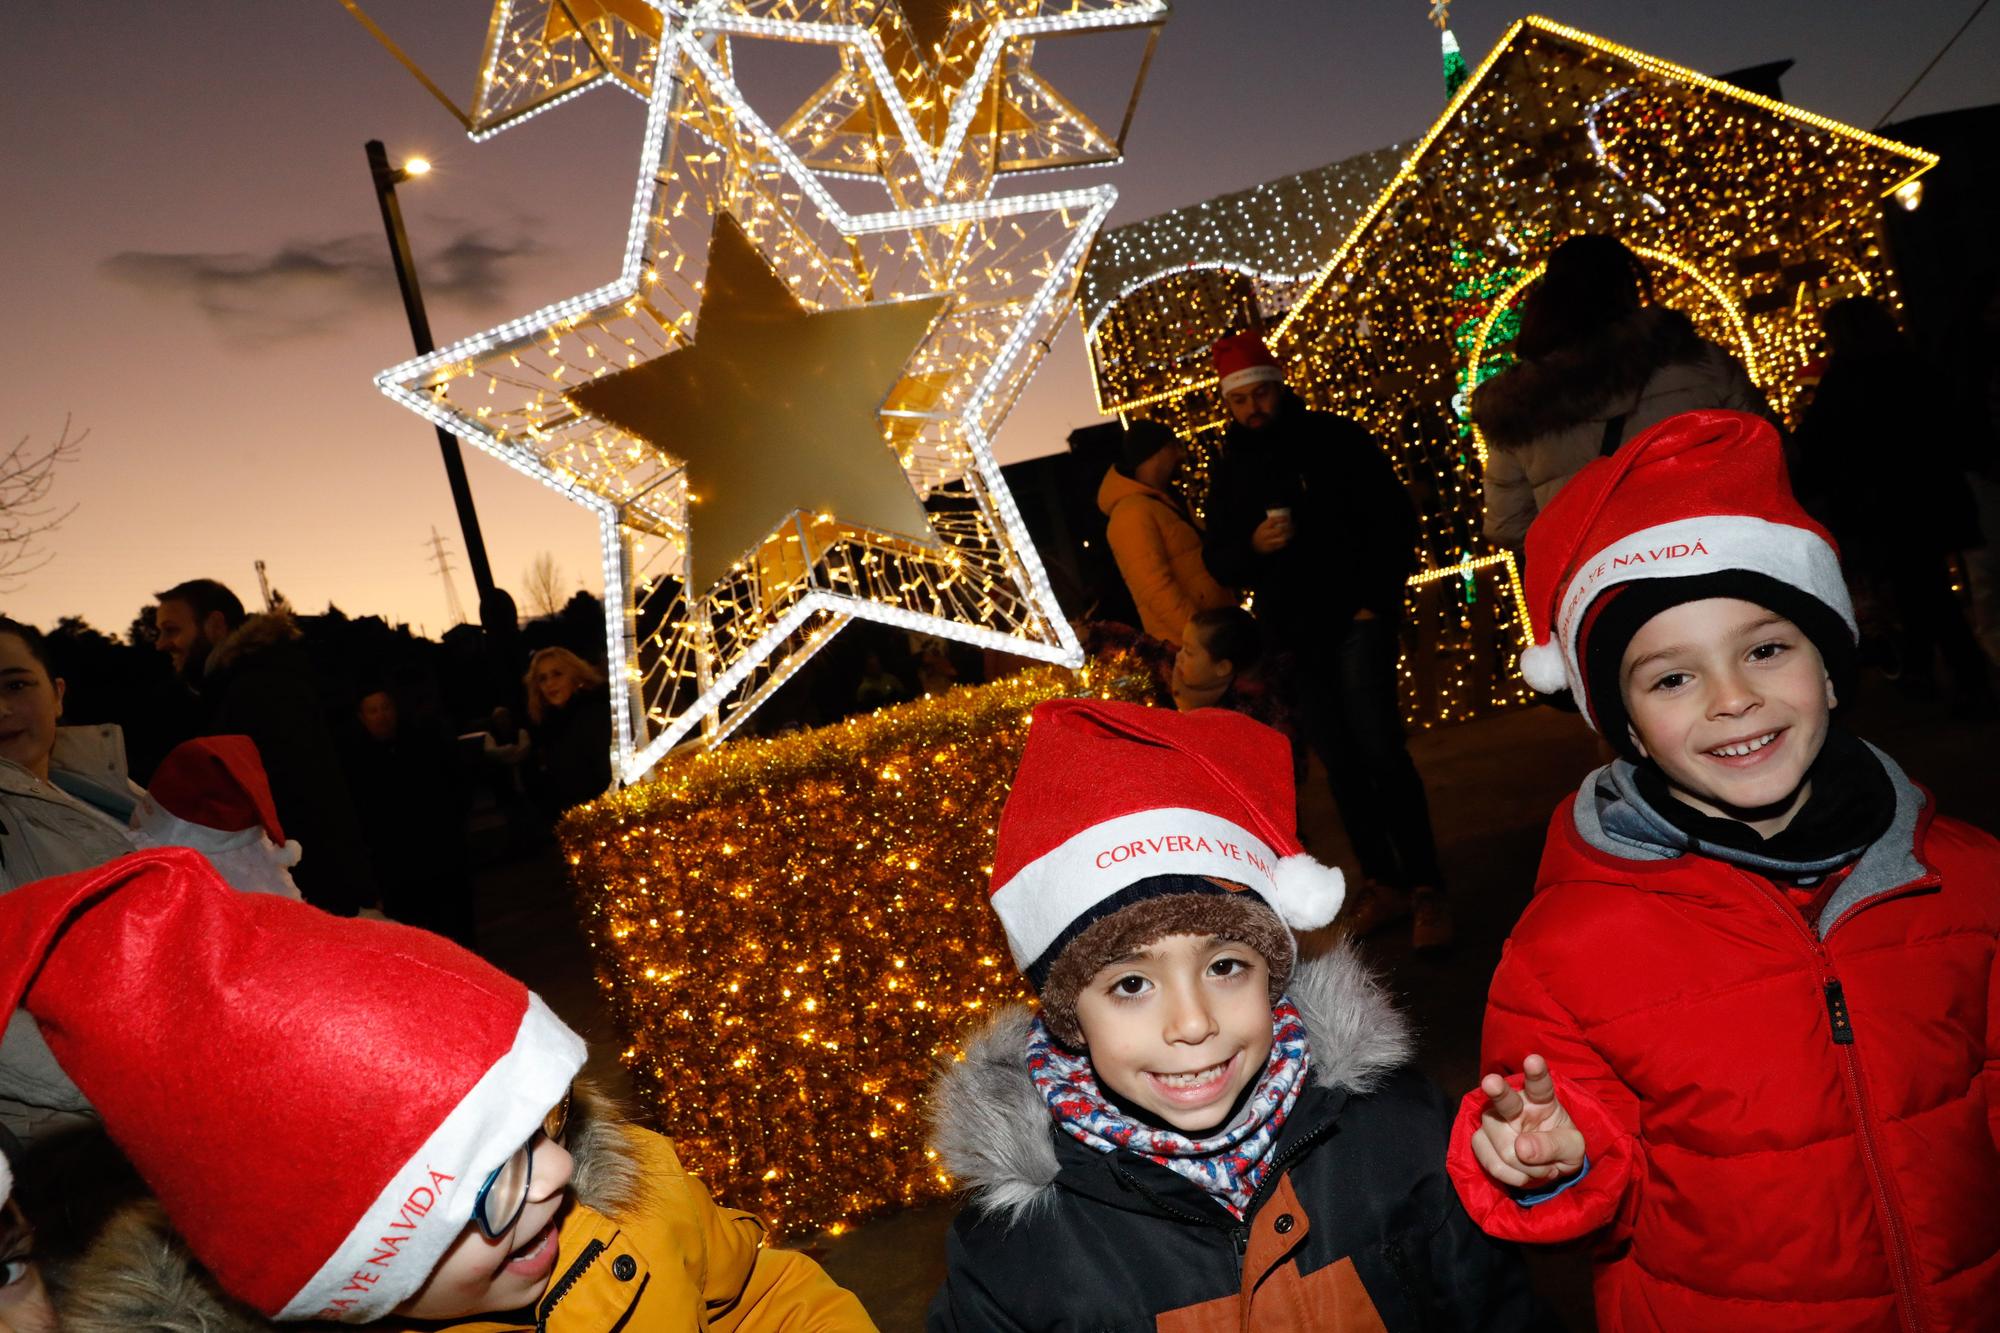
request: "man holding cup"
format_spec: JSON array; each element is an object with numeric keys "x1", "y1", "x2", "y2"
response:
[{"x1": 1200, "y1": 331, "x2": 1450, "y2": 949}]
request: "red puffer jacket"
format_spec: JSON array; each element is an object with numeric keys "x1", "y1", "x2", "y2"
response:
[{"x1": 1446, "y1": 758, "x2": 2000, "y2": 1332}]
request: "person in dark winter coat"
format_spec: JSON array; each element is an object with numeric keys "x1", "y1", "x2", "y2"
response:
[
  {"x1": 1453, "y1": 410, "x2": 2000, "y2": 1331},
  {"x1": 928, "y1": 700, "x2": 1542, "y2": 1330},
  {"x1": 1793, "y1": 295, "x2": 1992, "y2": 709},
  {"x1": 523, "y1": 646, "x2": 614, "y2": 814},
  {"x1": 1200, "y1": 332, "x2": 1447, "y2": 950},
  {"x1": 1473, "y1": 234, "x2": 1769, "y2": 547},
  {"x1": 346, "y1": 689, "x2": 475, "y2": 946},
  {"x1": 153, "y1": 579, "x2": 375, "y2": 915}
]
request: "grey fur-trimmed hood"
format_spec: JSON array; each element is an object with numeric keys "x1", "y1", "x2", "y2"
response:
[
  {"x1": 1471, "y1": 306, "x2": 1712, "y2": 449},
  {"x1": 45, "y1": 1082, "x2": 642, "y2": 1331},
  {"x1": 925, "y1": 943, "x2": 1415, "y2": 1222}
]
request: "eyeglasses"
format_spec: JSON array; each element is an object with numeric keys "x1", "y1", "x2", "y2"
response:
[{"x1": 470, "y1": 1087, "x2": 572, "y2": 1241}]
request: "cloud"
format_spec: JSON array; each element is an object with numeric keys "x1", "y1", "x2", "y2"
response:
[{"x1": 99, "y1": 225, "x2": 541, "y2": 347}]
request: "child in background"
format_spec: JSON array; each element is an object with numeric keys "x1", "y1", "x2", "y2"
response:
[
  {"x1": 928, "y1": 700, "x2": 1542, "y2": 1329},
  {"x1": 1170, "y1": 606, "x2": 1258, "y2": 711},
  {"x1": 0, "y1": 849, "x2": 876, "y2": 1333},
  {"x1": 1172, "y1": 607, "x2": 1301, "y2": 778},
  {"x1": 1450, "y1": 410, "x2": 2000, "y2": 1331}
]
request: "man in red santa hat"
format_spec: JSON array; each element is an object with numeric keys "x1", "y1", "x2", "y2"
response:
[{"x1": 1199, "y1": 330, "x2": 1448, "y2": 948}]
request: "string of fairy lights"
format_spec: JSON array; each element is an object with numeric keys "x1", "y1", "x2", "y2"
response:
[
  {"x1": 560, "y1": 651, "x2": 1157, "y2": 1241},
  {"x1": 1083, "y1": 15, "x2": 1935, "y2": 727},
  {"x1": 372, "y1": 1, "x2": 1166, "y2": 777}
]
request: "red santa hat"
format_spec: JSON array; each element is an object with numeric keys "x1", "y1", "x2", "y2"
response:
[
  {"x1": 1516, "y1": 409, "x2": 1856, "y2": 731},
  {"x1": 132, "y1": 736, "x2": 303, "y2": 899},
  {"x1": 147, "y1": 736, "x2": 285, "y2": 842},
  {"x1": 1211, "y1": 331, "x2": 1285, "y2": 394},
  {"x1": 990, "y1": 699, "x2": 1343, "y2": 1043},
  {"x1": 0, "y1": 848, "x2": 584, "y2": 1321}
]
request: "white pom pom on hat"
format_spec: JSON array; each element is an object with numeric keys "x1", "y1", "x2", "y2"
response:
[
  {"x1": 1516, "y1": 639, "x2": 1571, "y2": 696},
  {"x1": 1271, "y1": 854, "x2": 1346, "y2": 931}
]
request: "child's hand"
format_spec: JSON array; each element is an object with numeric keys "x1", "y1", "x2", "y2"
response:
[{"x1": 1471, "y1": 1053, "x2": 1588, "y2": 1188}]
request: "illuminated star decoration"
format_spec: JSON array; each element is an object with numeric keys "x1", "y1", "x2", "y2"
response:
[
  {"x1": 377, "y1": 21, "x2": 1116, "y2": 778},
  {"x1": 345, "y1": 0, "x2": 1163, "y2": 191},
  {"x1": 1429, "y1": 0, "x2": 1451, "y2": 30},
  {"x1": 332, "y1": 0, "x2": 663, "y2": 139},
  {"x1": 768, "y1": 0, "x2": 1165, "y2": 202},
  {"x1": 565, "y1": 213, "x2": 948, "y2": 595}
]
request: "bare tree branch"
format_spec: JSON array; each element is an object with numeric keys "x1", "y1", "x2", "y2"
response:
[
  {"x1": 523, "y1": 552, "x2": 565, "y2": 619},
  {"x1": 0, "y1": 417, "x2": 84, "y2": 589}
]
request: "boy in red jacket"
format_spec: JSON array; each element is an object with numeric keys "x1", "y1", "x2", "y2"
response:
[{"x1": 1448, "y1": 410, "x2": 2000, "y2": 1331}]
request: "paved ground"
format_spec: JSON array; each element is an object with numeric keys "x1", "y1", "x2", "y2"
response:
[{"x1": 473, "y1": 674, "x2": 1999, "y2": 1331}]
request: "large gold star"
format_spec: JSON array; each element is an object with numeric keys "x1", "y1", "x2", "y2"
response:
[{"x1": 564, "y1": 213, "x2": 948, "y2": 596}]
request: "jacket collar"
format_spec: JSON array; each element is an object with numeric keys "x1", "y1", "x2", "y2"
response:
[
  {"x1": 1565, "y1": 738, "x2": 1935, "y2": 935},
  {"x1": 926, "y1": 944, "x2": 1413, "y2": 1224}
]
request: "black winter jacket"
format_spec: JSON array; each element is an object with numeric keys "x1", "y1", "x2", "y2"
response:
[
  {"x1": 194, "y1": 615, "x2": 376, "y2": 915},
  {"x1": 925, "y1": 948, "x2": 1545, "y2": 1331},
  {"x1": 1201, "y1": 394, "x2": 1419, "y2": 654}
]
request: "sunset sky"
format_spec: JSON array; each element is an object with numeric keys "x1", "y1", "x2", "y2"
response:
[{"x1": 3, "y1": 1, "x2": 1993, "y2": 638}]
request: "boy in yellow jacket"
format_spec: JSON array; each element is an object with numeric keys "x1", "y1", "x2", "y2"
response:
[{"x1": 0, "y1": 848, "x2": 874, "y2": 1332}]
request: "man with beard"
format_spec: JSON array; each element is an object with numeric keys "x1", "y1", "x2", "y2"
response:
[
  {"x1": 153, "y1": 579, "x2": 375, "y2": 916},
  {"x1": 1200, "y1": 332, "x2": 1449, "y2": 949}
]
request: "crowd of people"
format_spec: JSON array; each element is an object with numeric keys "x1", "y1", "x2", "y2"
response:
[
  {"x1": 0, "y1": 579, "x2": 621, "y2": 949},
  {"x1": 0, "y1": 234, "x2": 1997, "y2": 1331}
]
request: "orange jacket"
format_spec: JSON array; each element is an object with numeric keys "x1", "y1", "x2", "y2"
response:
[{"x1": 1096, "y1": 467, "x2": 1234, "y2": 646}]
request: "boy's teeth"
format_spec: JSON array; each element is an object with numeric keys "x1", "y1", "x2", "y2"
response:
[
  {"x1": 1710, "y1": 732, "x2": 1778, "y2": 758},
  {"x1": 1157, "y1": 1061, "x2": 1226, "y2": 1089}
]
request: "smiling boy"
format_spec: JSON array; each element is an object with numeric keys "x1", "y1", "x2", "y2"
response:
[
  {"x1": 928, "y1": 700, "x2": 1541, "y2": 1330},
  {"x1": 1447, "y1": 411, "x2": 2000, "y2": 1331}
]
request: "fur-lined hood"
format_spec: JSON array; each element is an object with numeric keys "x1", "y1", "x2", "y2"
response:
[
  {"x1": 47, "y1": 1084, "x2": 642, "y2": 1331},
  {"x1": 205, "y1": 612, "x2": 304, "y2": 676},
  {"x1": 1471, "y1": 306, "x2": 1711, "y2": 449},
  {"x1": 926, "y1": 944, "x2": 1415, "y2": 1222}
]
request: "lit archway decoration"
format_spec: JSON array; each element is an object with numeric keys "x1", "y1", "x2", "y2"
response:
[{"x1": 1462, "y1": 244, "x2": 1760, "y2": 469}]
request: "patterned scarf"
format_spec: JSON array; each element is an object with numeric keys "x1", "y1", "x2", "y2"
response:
[{"x1": 1026, "y1": 999, "x2": 1311, "y2": 1218}]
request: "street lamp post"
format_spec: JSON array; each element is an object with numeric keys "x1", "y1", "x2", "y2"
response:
[{"x1": 364, "y1": 139, "x2": 503, "y2": 622}]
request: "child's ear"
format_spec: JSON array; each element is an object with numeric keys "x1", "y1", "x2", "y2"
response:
[
  {"x1": 1214, "y1": 657, "x2": 1234, "y2": 677},
  {"x1": 1824, "y1": 672, "x2": 1838, "y2": 710},
  {"x1": 1625, "y1": 723, "x2": 1649, "y2": 758}
]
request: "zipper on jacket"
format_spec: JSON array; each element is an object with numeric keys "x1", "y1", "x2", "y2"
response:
[
  {"x1": 1823, "y1": 980, "x2": 1855, "y2": 1044},
  {"x1": 1736, "y1": 869, "x2": 1926, "y2": 1333},
  {"x1": 534, "y1": 1238, "x2": 605, "y2": 1331}
]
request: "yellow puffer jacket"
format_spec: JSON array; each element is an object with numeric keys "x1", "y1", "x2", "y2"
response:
[
  {"x1": 1096, "y1": 467, "x2": 1235, "y2": 647},
  {"x1": 421, "y1": 1129, "x2": 874, "y2": 1333}
]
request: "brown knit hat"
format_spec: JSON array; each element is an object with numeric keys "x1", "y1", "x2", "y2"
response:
[{"x1": 1036, "y1": 874, "x2": 1295, "y2": 1048}]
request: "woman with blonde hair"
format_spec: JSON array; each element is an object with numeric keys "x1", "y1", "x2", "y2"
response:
[{"x1": 521, "y1": 647, "x2": 613, "y2": 814}]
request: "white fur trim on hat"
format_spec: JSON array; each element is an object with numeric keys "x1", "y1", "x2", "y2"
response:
[
  {"x1": 1550, "y1": 513, "x2": 1854, "y2": 724},
  {"x1": 129, "y1": 803, "x2": 304, "y2": 900},
  {"x1": 277, "y1": 992, "x2": 585, "y2": 1322},
  {"x1": 1219, "y1": 364, "x2": 1284, "y2": 394},
  {"x1": 0, "y1": 1148, "x2": 12, "y2": 1209},
  {"x1": 1517, "y1": 640, "x2": 1569, "y2": 694},
  {"x1": 991, "y1": 807, "x2": 1282, "y2": 972},
  {"x1": 1270, "y1": 855, "x2": 1345, "y2": 930}
]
